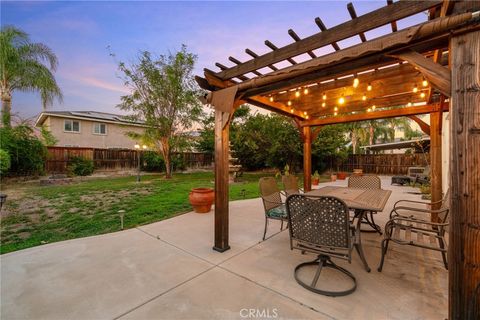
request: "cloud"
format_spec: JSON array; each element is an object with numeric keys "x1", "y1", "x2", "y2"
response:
[{"x1": 75, "y1": 76, "x2": 129, "y2": 94}]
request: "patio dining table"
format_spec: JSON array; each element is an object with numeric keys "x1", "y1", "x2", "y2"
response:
[{"x1": 307, "y1": 186, "x2": 392, "y2": 272}]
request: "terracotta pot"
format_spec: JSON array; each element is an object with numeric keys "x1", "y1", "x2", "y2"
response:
[
  {"x1": 330, "y1": 174, "x2": 337, "y2": 182},
  {"x1": 312, "y1": 178, "x2": 320, "y2": 186},
  {"x1": 189, "y1": 188, "x2": 214, "y2": 213},
  {"x1": 337, "y1": 172, "x2": 347, "y2": 180}
]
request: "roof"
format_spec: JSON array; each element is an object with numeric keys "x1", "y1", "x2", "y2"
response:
[
  {"x1": 361, "y1": 137, "x2": 430, "y2": 152},
  {"x1": 35, "y1": 111, "x2": 146, "y2": 127}
]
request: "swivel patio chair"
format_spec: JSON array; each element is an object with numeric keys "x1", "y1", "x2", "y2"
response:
[
  {"x1": 282, "y1": 175, "x2": 303, "y2": 197},
  {"x1": 348, "y1": 175, "x2": 383, "y2": 234},
  {"x1": 286, "y1": 194, "x2": 357, "y2": 296},
  {"x1": 259, "y1": 177, "x2": 288, "y2": 240},
  {"x1": 378, "y1": 190, "x2": 450, "y2": 271}
]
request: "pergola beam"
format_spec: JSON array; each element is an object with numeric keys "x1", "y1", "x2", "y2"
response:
[
  {"x1": 314, "y1": 17, "x2": 340, "y2": 51},
  {"x1": 215, "y1": 1, "x2": 442, "y2": 80},
  {"x1": 288, "y1": 29, "x2": 316, "y2": 58},
  {"x1": 264, "y1": 40, "x2": 297, "y2": 65},
  {"x1": 300, "y1": 103, "x2": 447, "y2": 127},
  {"x1": 408, "y1": 115, "x2": 430, "y2": 135},
  {"x1": 347, "y1": 3, "x2": 367, "y2": 42},
  {"x1": 387, "y1": 0, "x2": 398, "y2": 32}
]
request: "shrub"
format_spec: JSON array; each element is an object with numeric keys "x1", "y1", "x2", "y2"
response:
[
  {"x1": 142, "y1": 151, "x2": 165, "y2": 172},
  {"x1": 0, "y1": 125, "x2": 47, "y2": 176},
  {"x1": 67, "y1": 156, "x2": 94, "y2": 176},
  {"x1": 171, "y1": 153, "x2": 186, "y2": 171},
  {"x1": 0, "y1": 149, "x2": 11, "y2": 175}
]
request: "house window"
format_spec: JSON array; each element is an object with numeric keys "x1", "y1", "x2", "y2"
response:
[
  {"x1": 64, "y1": 120, "x2": 80, "y2": 132},
  {"x1": 93, "y1": 123, "x2": 107, "y2": 135}
]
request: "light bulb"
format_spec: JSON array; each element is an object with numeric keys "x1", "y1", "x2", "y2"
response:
[
  {"x1": 338, "y1": 95, "x2": 345, "y2": 105},
  {"x1": 353, "y1": 76, "x2": 359, "y2": 88},
  {"x1": 367, "y1": 108, "x2": 372, "y2": 112},
  {"x1": 420, "y1": 92, "x2": 426, "y2": 98},
  {"x1": 322, "y1": 93, "x2": 327, "y2": 100},
  {"x1": 362, "y1": 94, "x2": 367, "y2": 101},
  {"x1": 367, "y1": 83, "x2": 372, "y2": 91},
  {"x1": 334, "y1": 112, "x2": 338, "y2": 116},
  {"x1": 303, "y1": 88, "x2": 309, "y2": 95},
  {"x1": 290, "y1": 108, "x2": 294, "y2": 113},
  {"x1": 321, "y1": 102, "x2": 326, "y2": 108},
  {"x1": 422, "y1": 79, "x2": 428, "y2": 87},
  {"x1": 371, "y1": 105, "x2": 376, "y2": 110},
  {"x1": 303, "y1": 111, "x2": 307, "y2": 116},
  {"x1": 413, "y1": 84, "x2": 418, "y2": 93},
  {"x1": 287, "y1": 101, "x2": 292, "y2": 106},
  {"x1": 407, "y1": 102, "x2": 412, "y2": 107},
  {"x1": 295, "y1": 91, "x2": 300, "y2": 98},
  {"x1": 269, "y1": 96, "x2": 274, "y2": 102},
  {"x1": 334, "y1": 106, "x2": 338, "y2": 111},
  {"x1": 305, "y1": 115, "x2": 309, "y2": 119}
]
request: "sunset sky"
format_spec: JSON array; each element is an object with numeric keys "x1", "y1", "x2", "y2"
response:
[{"x1": 1, "y1": 1, "x2": 427, "y2": 121}]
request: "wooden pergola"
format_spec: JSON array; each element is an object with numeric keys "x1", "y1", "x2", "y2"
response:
[{"x1": 196, "y1": 1, "x2": 479, "y2": 318}]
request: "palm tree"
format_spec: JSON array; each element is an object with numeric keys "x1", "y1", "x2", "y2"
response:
[{"x1": 0, "y1": 26, "x2": 62, "y2": 127}]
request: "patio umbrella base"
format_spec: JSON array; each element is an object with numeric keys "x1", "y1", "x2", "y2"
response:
[{"x1": 294, "y1": 255, "x2": 356, "y2": 297}]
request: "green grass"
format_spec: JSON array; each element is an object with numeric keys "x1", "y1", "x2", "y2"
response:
[{"x1": 1, "y1": 171, "x2": 321, "y2": 254}]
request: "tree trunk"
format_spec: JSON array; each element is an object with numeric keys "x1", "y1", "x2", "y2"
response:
[
  {"x1": 1, "y1": 90, "x2": 12, "y2": 128},
  {"x1": 369, "y1": 125, "x2": 374, "y2": 145},
  {"x1": 352, "y1": 131, "x2": 357, "y2": 154},
  {"x1": 160, "y1": 137, "x2": 171, "y2": 179}
]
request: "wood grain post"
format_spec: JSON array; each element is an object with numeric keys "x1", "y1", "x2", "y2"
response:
[
  {"x1": 303, "y1": 126, "x2": 312, "y2": 192},
  {"x1": 213, "y1": 109, "x2": 231, "y2": 252},
  {"x1": 449, "y1": 29, "x2": 480, "y2": 320},
  {"x1": 430, "y1": 109, "x2": 443, "y2": 219}
]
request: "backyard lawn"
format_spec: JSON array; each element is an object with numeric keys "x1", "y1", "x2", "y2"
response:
[{"x1": 0, "y1": 171, "x2": 323, "y2": 254}]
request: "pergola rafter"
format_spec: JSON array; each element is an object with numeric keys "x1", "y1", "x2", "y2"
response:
[{"x1": 197, "y1": 2, "x2": 480, "y2": 318}]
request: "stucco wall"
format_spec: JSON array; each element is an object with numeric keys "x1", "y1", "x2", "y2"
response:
[{"x1": 46, "y1": 116, "x2": 145, "y2": 149}]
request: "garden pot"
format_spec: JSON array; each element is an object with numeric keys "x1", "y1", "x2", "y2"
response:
[
  {"x1": 337, "y1": 172, "x2": 347, "y2": 180},
  {"x1": 312, "y1": 178, "x2": 320, "y2": 186},
  {"x1": 189, "y1": 188, "x2": 214, "y2": 213},
  {"x1": 330, "y1": 174, "x2": 337, "y2": 182}
]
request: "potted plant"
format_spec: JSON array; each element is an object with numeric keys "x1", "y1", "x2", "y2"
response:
[
  {"x1": 312, "y1": 170, "x2": 321, "y2": 186},
  {"x1": 337, "y1": 172, "x2": 347, "y2": 180},
  {"x1": 189, "y1": 188, "x2": 214, "y2": 213}
]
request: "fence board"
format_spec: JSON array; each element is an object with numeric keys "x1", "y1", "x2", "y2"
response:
[{"x1": 334, "y1": 153, "x2": 429, "y2": 175}]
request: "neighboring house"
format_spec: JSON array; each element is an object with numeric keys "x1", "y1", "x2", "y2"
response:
[{"x1": 35, "y1": 111, "x2": 146, "y2": 149}]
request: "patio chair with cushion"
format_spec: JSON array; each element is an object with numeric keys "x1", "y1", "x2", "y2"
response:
[
  {"x1": 282, "y1": 175, "x2": 303, "y2": 197},
  {"x1": 259, "y1": 177, "x2": 288, "y2": 240},
  {"x1": 348, "y1": 175, "x2": 383, "y2": 234},
  {"x1": 286, "y1": 194, "x2": 356, "y2": 296},
  {"x1": 378, "y1": 190, "x2": 450, "y2": 271}
]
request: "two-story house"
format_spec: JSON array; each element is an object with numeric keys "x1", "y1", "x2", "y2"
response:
[{"x1": 35, "y1": 111, "x2": 146, "y2": 149}]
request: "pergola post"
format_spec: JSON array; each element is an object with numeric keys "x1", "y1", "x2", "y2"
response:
[
  {"x1": 449, "y1": 29, "x2": 480, "y2": 319},
  {"x1": 429, "y1": 109, "x2": 443, "y2": 218},
  {"x1": 303, "y1": 126, "x2": 312, "y2": 192},
  {"x1": 213, "y1": 109, "x2": 231, "y2": 252}
]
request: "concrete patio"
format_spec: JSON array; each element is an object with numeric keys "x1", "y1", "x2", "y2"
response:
[{"x1": 0, "y1": 177, "x2": 447, "y2": 320}]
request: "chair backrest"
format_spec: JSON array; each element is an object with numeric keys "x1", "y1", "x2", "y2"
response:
[
  {"x1": 348, "y1": 175, "x2": 381, "y2": 189},
  {"x1": 408, "y1": 166, "x2": 425, "y2": 177},
  {"x1": 282, "y1": 175, "x2": 300, "y2": 197},
  {"x1": 259, "y1": 177, "x2": 282, "y2": 212},
  {"x1": 286, "y1": 194, "x2": 352, "y2": 254},
  {"x1": 439, "y1": 188, "x2": 450, "y2": 223}
]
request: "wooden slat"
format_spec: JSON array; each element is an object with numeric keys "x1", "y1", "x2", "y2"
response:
[
  {"x1": 229, "y1": 57, "x2": 262, "y2": 77},
  {"x1": 315, "y1": 17, "x2": 340, "y2": 51},
  {"x1": 288, "y1": 29, "x2": 316, "y2": 58},
  {"x1": 300, "y1": 103, "x2": 446, "y2": 127},
  {"x1": 347, "y1": 3, "x2": 367, "y2": 42},
  {"x1": 387, "y1": 0, "x2": 398, "y2": 32},
  {"x1": 245, "y1": 49, "x2": 278, "y2": 71},
  {"x1": 216, "y1": 0, "x2": 442, "y2": 80},
  {"x1": 215, "y1": 64, "x2": 248, "y2": 81},
  {"x1": 264, "y1": 40, "x2": 297, "y2": 65}
]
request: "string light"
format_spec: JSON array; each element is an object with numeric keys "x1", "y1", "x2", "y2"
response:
[
  {"x1": 334, "y1": 112, "x2": 338, "y2": 116},
  {"x1": 334, "y1": 106, "x2": 338, "y2": 111},
  {"x1": 303, "y1": 88, "x2": 309, "y2": 95},
  {"x1": 422, "y1": 79, "x2": 428, "y2": 87},
  {"x1": 322, "y1": 93, "x2": 327, "y2": 100},
  {"x1": 290, "y1": 108, "x2": 294, "y2": 113},
  {"x1": 338, "y1": 95, "x2": 345, "y2": 105},
  {"x1": 305, "y1": 115, "x2": 309, "y2": 119},
  {"x1": 353, "y1": 75, "x2": 359, "y2": 88},
  {"x1": 362, "y1": 93, "x2": 367, "y2": 101},
  {"x1": 269, "y1": 96, "x2": 274, "y2": 102},
  {"x1": 420, "y1": 92, "x2": 426, "y2": 98},
  {"x1": 413, "y1": 84, "x2": 418, "y2": 93},
  {"x1": 367, "y1": 83, "x2": 372, "y2": 91},
  {"x1": 287, "y1": 101, "x2": 292, "y2": 106},
  {"x1": 321, "y1": 102, "x2": 326, "y2": 108},
  {"x1": 295, "y1": 90, "x2": 300, "y2": 98},
  {"x1": 407, "y1": 102, "x2": 412, "y2": 107},
  {"x1": 367, "y1": 108, "x2": 372, "y2": 112},
  {"x1": 371, "y1": 105, "x2": 376, "y2": 111},
  {"x1": 303, "y1": 111, "x2": 308, "y2": 116}
]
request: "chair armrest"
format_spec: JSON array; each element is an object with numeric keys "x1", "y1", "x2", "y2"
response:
[
  {"x1": 261, "y1": 198, "x2": 285, "y2": 206},
  {"x1": 393, "y1": 199, "x2": 443, "y2": 209},
  {"x1": 393, "y1": 206, "x2": 449, "y2": 214},
  {"x1": 389, "y1": 216, "x2": 449, "y2": 227}
]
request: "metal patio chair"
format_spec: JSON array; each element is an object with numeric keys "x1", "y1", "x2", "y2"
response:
[
  {"x1": 348, "y1": 175, "x2": 383, "y2": 234},
  {"x1": 286, "y1": 194, "x2": 356, "y2": 296},
  {"x1": 282, "y1": 174, "x2": 303, "y2": 197},
  {"x1": 259, "y1": 177, "x2": 288, "y2": 240},
  {"x1": 378, "y1": 190, "x2": 450, "y2": 271}
]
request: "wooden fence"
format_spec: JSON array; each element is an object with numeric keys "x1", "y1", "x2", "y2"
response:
[
  {"x1": 45, "y1": 147, "x2": 213, "y2": 173},
  {"x1": 335, "y1": 153, "x2": 429, "y2": 175}
]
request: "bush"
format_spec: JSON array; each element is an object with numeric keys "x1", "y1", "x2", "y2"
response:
[
  {"x1": 0, "y1": 149, "x2": 11, "y2": 175},
  {"x1": 142, "y1": 151, "x2": 165, "y2": 172},
  {"x1": 67, "y1": 156, "x2": 94, "y2": 176},
  {"x1": 0, "y1": 125, "x2": 47, "y2": 176},
  {"x1": 171, "y1": 153, "x2": 186, "y2": 171}
]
